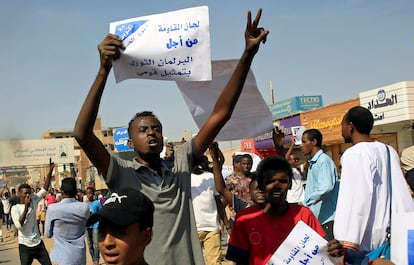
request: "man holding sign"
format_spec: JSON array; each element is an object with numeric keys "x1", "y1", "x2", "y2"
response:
[{"x1": 74, "y1": 8, "x2": 269, "y2": 265}]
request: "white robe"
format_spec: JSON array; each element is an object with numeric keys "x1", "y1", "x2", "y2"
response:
[{"x1": 334, "y1": 142, "x2": 414, "y2": 252}]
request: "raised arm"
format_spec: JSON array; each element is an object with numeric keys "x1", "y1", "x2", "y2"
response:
[
  {"x1": 272, "y1": 126, "x2": 286, "y2": 157},
  {"x1": 0, "y1": 186, "x2": 8, "y2": 197},
  {"x1": 73, "y1": 34, "x2": 124, "y2": 177},
  {"x1": 43, "y1": 161, "x2": 55, "y2": 191},
  {"x1": 194, "y1": 9, "x2": 269, "y2": 156},
  {"x1": 285, "y1": 136, "x2": 296, "y2": 160},
  {"x1": 209, "y1": 143, "x2": 233, "y2": 206}
]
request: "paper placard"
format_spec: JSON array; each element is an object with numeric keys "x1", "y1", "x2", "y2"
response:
[
  {"x1": 391, "y1": 211, "x2": 414, "y2": 264},
  {"x1": 267, "y1": 220, "x2": 341, "y2": 265},
  {"x1": 291, "y1": 126, "x2": 307, "y2": 145},
  {"x1": 109, "y1": 6, "x2": 211, "y2": 82},
  {"x1": 176, "y1": 60, "x2": 273, "y2": 141}
]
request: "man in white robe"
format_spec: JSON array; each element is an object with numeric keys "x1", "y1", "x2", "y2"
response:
[{"x1": 334, "y1": 106, "x2": 414, "y2": 264}]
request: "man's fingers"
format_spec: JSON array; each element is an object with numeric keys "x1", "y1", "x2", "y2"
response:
[
  {"x1": 252, "y1": 8, "x2": 262, "y2": 28},
  {"x1": 246, "y1": 10, "x2": 252, "y2": 30}
]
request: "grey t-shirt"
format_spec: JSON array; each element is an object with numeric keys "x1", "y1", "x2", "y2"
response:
[{"x1": 106, "y1": 139, "x2": 205, "y2": 265}]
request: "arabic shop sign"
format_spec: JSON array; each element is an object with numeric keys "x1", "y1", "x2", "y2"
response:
[
  {"x1": 270, "y1": 96, "x2": 323, "y2": 119},
  {"x1": 0, "y1": 138, "x2": 75, "y2": 167},
  {"x1": 359, "y1": 81, "x2": 414, "y2": 125}
]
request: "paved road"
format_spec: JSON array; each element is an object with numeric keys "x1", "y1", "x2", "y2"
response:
[{"x1": 0, "y1": 228, "x2": 233, "y2": 265}]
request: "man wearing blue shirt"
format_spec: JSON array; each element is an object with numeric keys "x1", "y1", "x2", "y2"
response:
[
  {"x1": 85, "y1": 187, "x2": 102, "y2": 265},
  {"x1": 45, "y1": 177, "x2": 90, "y2": 265},
  {"x1": 301, "y1": 128, "x2": 339, "y2": 240}
]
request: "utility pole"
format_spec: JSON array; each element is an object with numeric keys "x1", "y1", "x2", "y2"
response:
[{"x1": 269, "y1": 80, "x2": 275, "y2": 104}]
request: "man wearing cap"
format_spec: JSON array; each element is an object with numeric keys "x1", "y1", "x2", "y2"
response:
[
  {"x1": 87, "y1": 189, "x2": 154, "y2": 265},
  {"x1": 45, "y1": 177, "x2": 90, "y2": 265}
]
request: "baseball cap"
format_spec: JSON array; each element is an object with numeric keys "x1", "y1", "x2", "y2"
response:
[{"x1": 86, "y1": 189, "x2": 154, "y2": 228}]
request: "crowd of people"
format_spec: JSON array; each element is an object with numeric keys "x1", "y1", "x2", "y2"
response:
[{"x1": 0, "y1": 7, "x2": 413, "y2": 265}]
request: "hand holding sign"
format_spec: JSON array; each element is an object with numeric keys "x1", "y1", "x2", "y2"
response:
[{"x1": 267, "y1": 221, "x2": 342, "y2": 265}]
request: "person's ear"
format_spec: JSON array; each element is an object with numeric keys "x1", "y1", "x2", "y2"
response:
[
  {"x1": 127, "y1": 139, "x2": 134, "y2": 149},
  {"x1": 144, "y1": 228, "x2": 153, "y2": 246},
  {"x1": 311, "y1": 138, "x2": 318, "y2": 147},
  {"x1": 349, "y1": 122, "x2": 355, "y2": 134}
]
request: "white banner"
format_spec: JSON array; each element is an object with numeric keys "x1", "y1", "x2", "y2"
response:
[
  {"x1": 267, "y1": 220, "x2": 341, "y2": 265},
  {"x1": 0, "y1": 138, "x2": 75, "y2": 167},
  {"x1": 109, "y1": 6, "x2": 211, "y2": 83},
  {"x1": 176, "y1": 60, "x2": 273, "y2": 141},
  {"x1": 391, "y1": 212, "x2": 414, "y2": 264}
]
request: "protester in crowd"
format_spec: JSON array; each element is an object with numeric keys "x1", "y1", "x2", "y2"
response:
[
  {"x1": 210, "y1": 142, "x2": 265, "y2": 213},
  {"x1": 1, "y1": 187, "x2": 12, "y2": 233},
  {"x1": 87, "y1": 189, "x2": 154, "y2": 265},
  {"x1": 284, "y1": 136, "x2": 305, "y2": 204},
  {"x1": 73, "y1": 8, "x2": 269, "y2": 265},
  {"x1": 35, "y1": 189, "x2": 47, "y2": 237},
  {"x1": 301, "y1": 128, "x2": 339, "y2": 240},
  {"x1": 334, "y1": 106, "x2": 414, "y2": 264},
  {"x1": 226, "y1": 156, "x2": 344, "y2": 264},
  {"x1": 55, "y1": 189, "x2": 63, "y2": 203},
  {"x1": 0, "y1": 194, "x2": 3, "y2": 242},
  {"x1": 45, "y1": 177, "x2": 90, "y2": 265},
  {"x1": 75, "y1": 189, "x2": 84, "y2": 202},
  {"x1": 400, "y1": 144, "x2": 414, "y2": 195},
  {"x1": 191, "y1": 154, "x2": 226, "y2": 265},
  {"x1": 224, "y1": 152, "x2": 254, "y2": 231},
  {"x1": 98, "y1": 189, "x2": 108, "y2": 205},
  {"x1": 10, "y1": 161, "x2": 55, "y2": 265},
  {"x1": 85, "y1": 186, "x2": 102, "y2": 265},
  {"x1": 225, "y1": 153, "x2": 254, "y2": 204},
  {"x1": 8, "y1": 187, "x2": 19, "y2": 238},
  {"x1": 44, "y1": 189, "x2": 56, "y2": 207}
]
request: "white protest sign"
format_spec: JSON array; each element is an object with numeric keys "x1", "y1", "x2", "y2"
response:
[
  {"x1": 267, "y1": 220, "x2": 341, "y2": 265},
  {"x1": 291, "y1": 126, "x2": 307, "y2": 145},
  {"x1": 391, "y1": 212, "x2": 414, "y2": 265},
  {"x1": 109, "y1": 6, "x2": 211, "y2": 83},
  {"x1": 176, "y1": 60, "x2": 273, "y2": 141}
]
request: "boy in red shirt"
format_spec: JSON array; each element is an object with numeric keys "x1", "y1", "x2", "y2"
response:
[{"x1": 226, "y1": 156, "x2": 343, "y2": 264}]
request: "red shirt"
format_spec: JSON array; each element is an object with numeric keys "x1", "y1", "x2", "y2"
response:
[
  {"x1": 44, "y1": 193, "x2": 56, "y2": 206},
  {"x1": 227, "y1": 204, "x2": 325, "y2": 265}
]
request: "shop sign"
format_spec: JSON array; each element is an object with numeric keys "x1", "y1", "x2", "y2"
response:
[
  {"x1": 0, "y1": 138, "x2": 75, "y2": 167},
  {"x1": 359, "y1": 81, "x2": 414, "y2": 125},
  {"x1": 254, "y1": 115, "x2": 301, "y2": 150},
  {"x1": 270, "y1": 96, "x2": 323, "y2": 119},
  {"x1": 300, "y1": 98, "x2": 360, "y2": 144}
]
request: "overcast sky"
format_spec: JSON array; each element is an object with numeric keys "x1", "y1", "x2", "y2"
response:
[{"x1": 1, "y1": 0, "x2": 413, "y2": 143}]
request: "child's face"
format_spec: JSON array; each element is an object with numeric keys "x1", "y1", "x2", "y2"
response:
[
  {"x1": 263, "y1": 170, "x2": 290, "y2": 205},
  {"x1": 98, "y1": 221, "x2": 152, "y2": 265},
  {"x1": 249, "y1": 180, "x2": 265, "y2": 204}
]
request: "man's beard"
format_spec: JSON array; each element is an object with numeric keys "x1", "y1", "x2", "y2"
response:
[{"x1": 343, "y1": 136, "x2": 352, "y2": 143}]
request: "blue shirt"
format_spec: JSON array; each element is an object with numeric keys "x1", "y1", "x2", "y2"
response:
[
  {"x1": 88, "y1": 200, "x2": 102, "y2": 229},
  {"x1": 45, "y1": 198, "x2": 90, "y2": 265},
  {"x1": 303, "y1": 149, "x2": 339, "y2": 225}
]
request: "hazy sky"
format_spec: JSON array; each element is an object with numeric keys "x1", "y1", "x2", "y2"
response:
[{"x1": 1, "y1": 0, "x2": 413, "y2": 142}]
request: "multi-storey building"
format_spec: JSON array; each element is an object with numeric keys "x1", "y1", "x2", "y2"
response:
[{"x1": 41, "y1": 117, "x2": 116, "y2": 190}]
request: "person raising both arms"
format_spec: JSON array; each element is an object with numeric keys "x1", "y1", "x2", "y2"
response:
[{"x1": 73, "y1": 9, "x2": 269, "y2": 265}]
